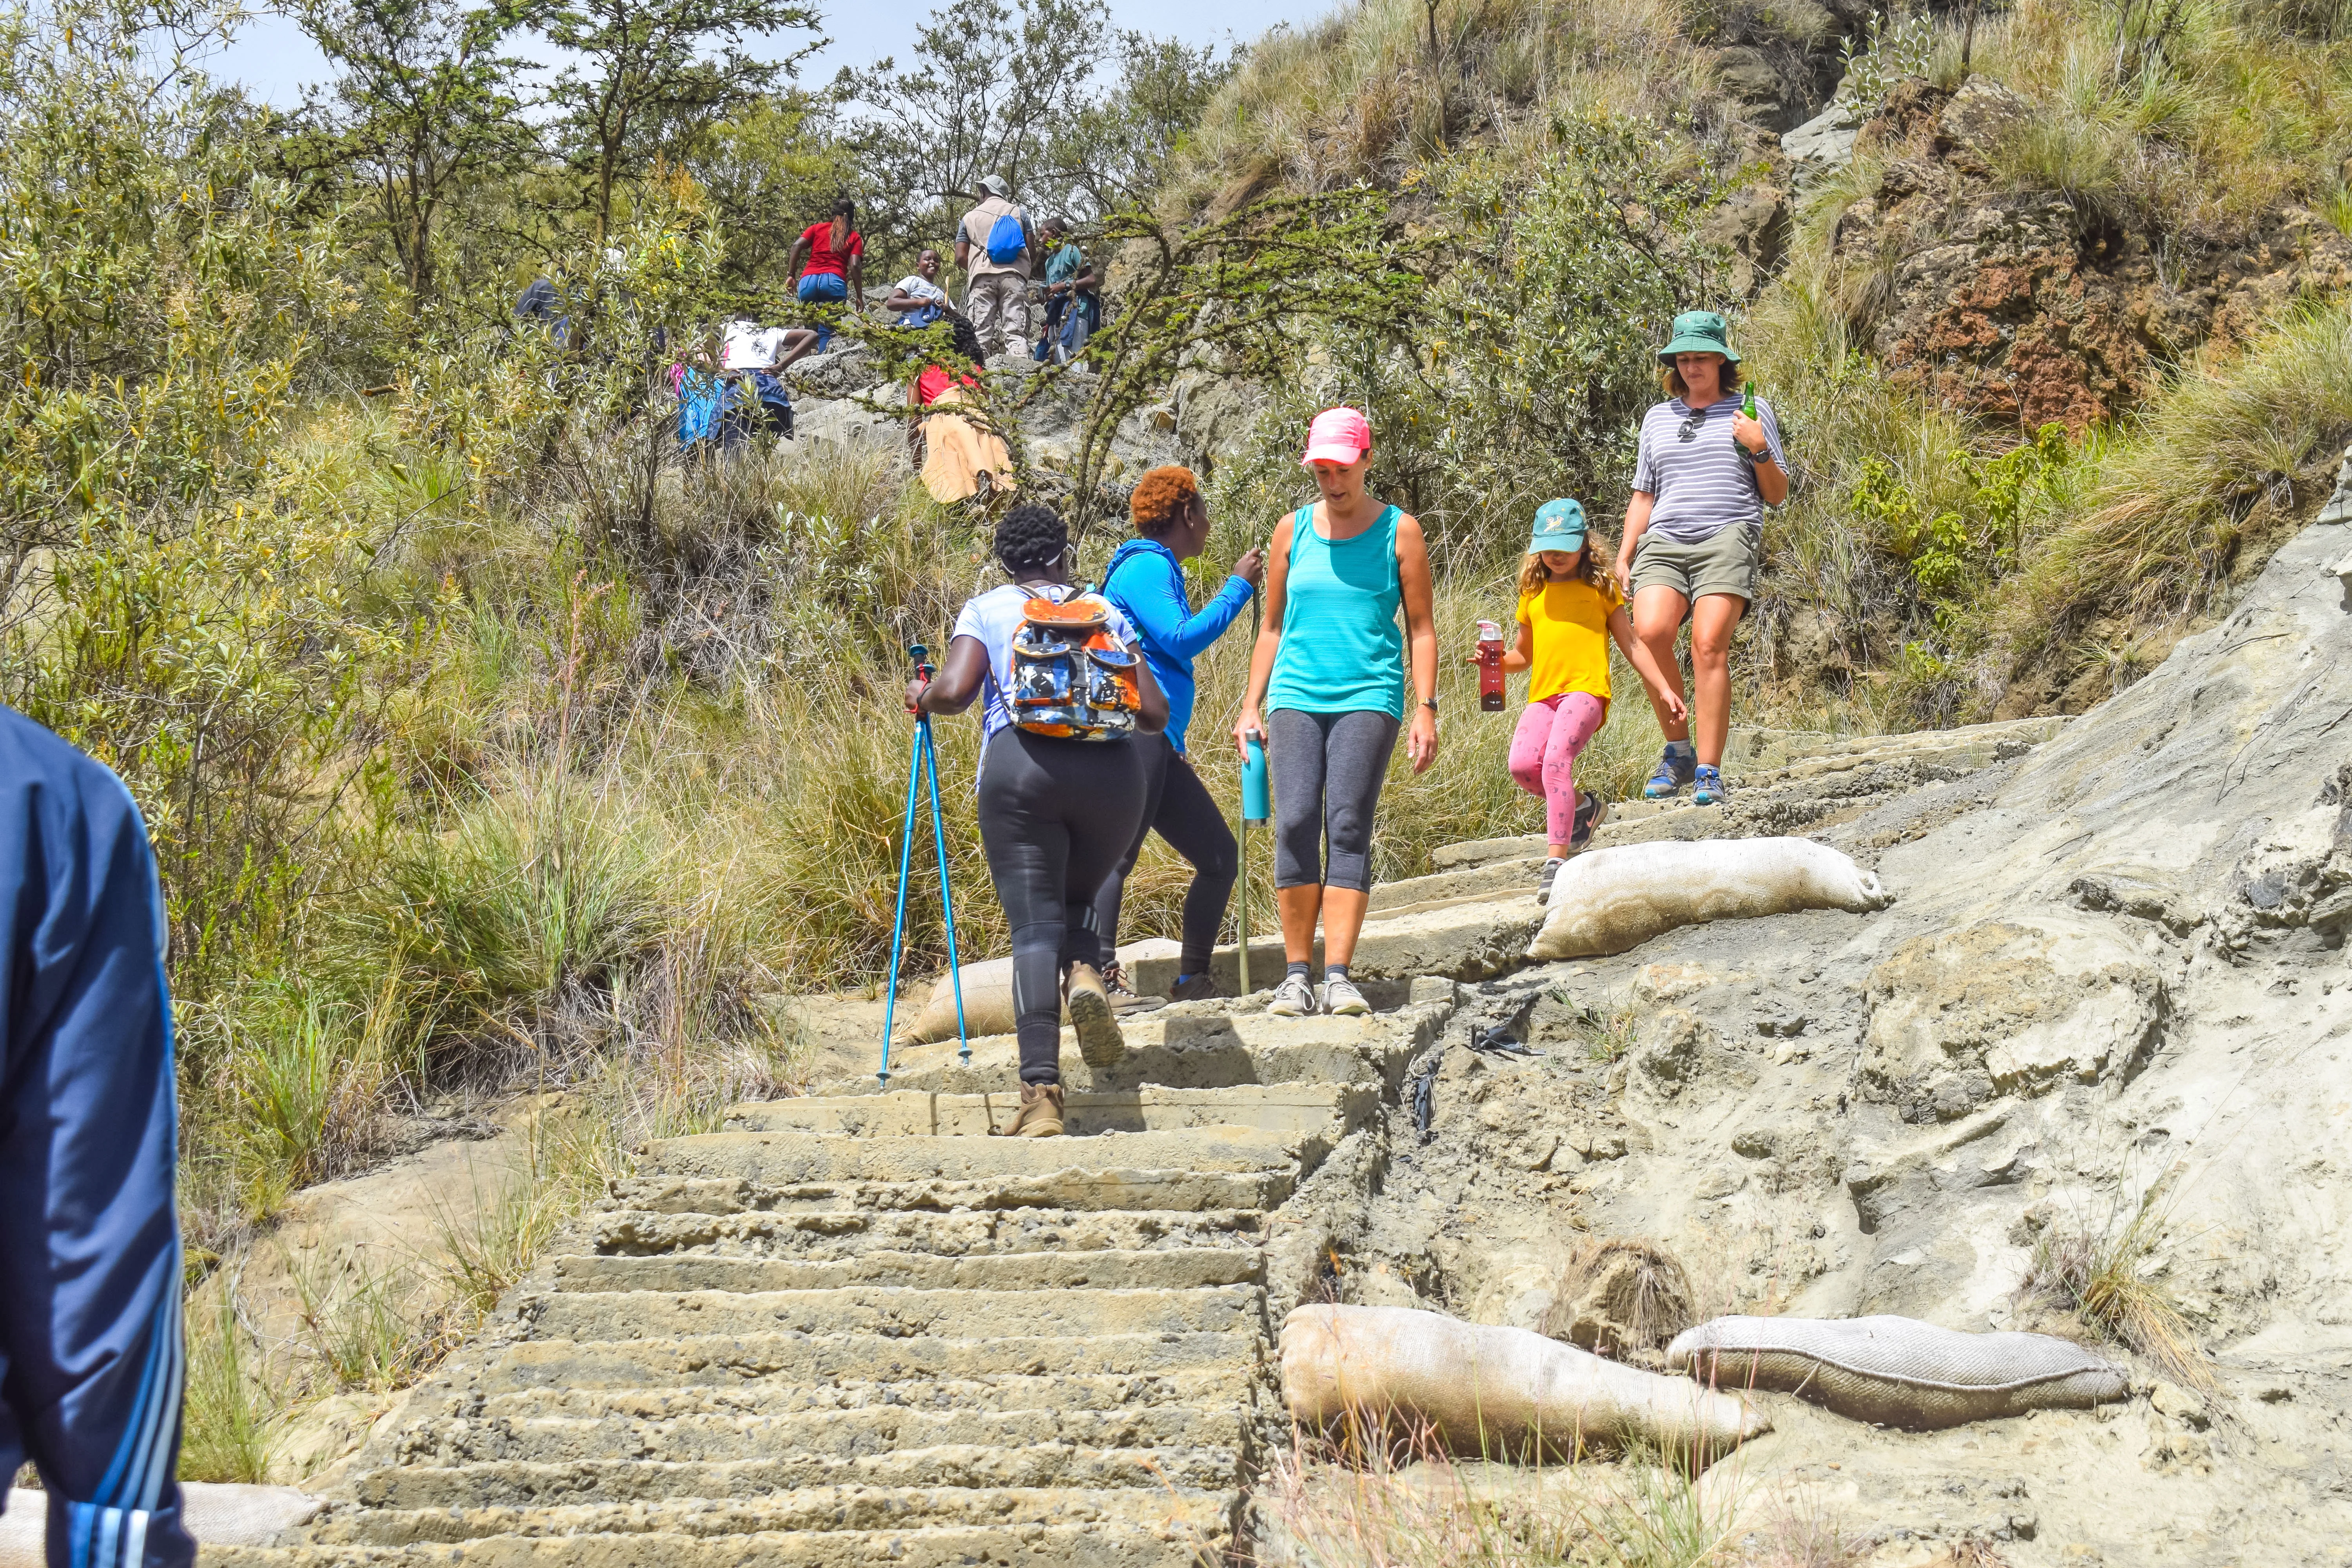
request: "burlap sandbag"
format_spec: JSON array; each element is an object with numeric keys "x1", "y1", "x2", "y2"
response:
[
  {"x1": 1527, "y1": 837, "x2": 1890, "y2": 961},
  {"x1": 897, "y1": 956, "x2": 1068, "y2": 1045},
  {"x1": 1668, "y1": 1315, "x2": 2128, "y2": 1430},
  {"x1": 0, "y1": 1483, "x2": 322, "y2": 1564},
  {"x1": 1280, "y1": 1304, "x2": 1768, "y2": 1463}
]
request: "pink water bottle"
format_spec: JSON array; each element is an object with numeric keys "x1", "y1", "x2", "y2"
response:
[{"x1": 1477, "y1": 620, "x2": 1505, "y2": 711}]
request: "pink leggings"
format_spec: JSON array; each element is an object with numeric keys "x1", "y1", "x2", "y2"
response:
[{"x1": 1508, "y1": 692, "x2": 1606, "y2": 846}]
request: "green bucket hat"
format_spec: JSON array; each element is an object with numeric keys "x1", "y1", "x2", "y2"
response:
[
  {"x1": 1528, "y1": 497, "x2": 1588, "y2": 554},
  {"x1": 1657, "y1": 309, "x2": 1741, "y2": 366}
]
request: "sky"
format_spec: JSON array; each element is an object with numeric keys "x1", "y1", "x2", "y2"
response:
[{"x1": 209, "y1": 0, "x2": 1333, "y2": 110}]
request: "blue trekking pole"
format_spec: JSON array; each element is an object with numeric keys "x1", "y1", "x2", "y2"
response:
[{"x1": 877, "y1": 645, "x2": 970, "y2": 1086}]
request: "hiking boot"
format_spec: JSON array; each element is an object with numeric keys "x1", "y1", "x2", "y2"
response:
[
  {"x1": 1642, "y1": 743, "x2": 1696, "y2": 800},
  {"x1": 1169, "y1": 973, "x2": 1220, "y2": 1003},
  {"x1": 1002, "y1": 1082, "x2": 1064, "y2": 1138},
  {"x1": 1099, "y1": 961, "x2": 1165, "y2": 1014},
  {"x1": 1267, "y1": 973, "x2": 1316, "y2": 1017},
  {"x1": 1693, "y1": 764, "x2": 1727, "y2": 807},
  {"x1": 1537, "y1": 856, "x2": 1568, "y2": 905},
  {"x1": 1569, "y1": 789, "x2": 1609, "y2": 853},
  {"x1": 1321, "y1": 974, "x2": 1371, "y2": 1017},
  {"x1": 1064, "y1": 962, "x2": 1126, "y2": 1068}
]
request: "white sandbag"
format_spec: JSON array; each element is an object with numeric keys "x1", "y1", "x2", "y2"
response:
[
  {"x1": 0, "y1": 1483, "x2": 322, "y2": 1564},
  {"x1": 1668, "y1": 1315, "x2": 2128, "y2": 1430},
  {"x1": 1280, "y1": 1304, "x2": 1767, "y2": 1463},
  {"x1": 1527, "y1": 836, "x2": 1889, "y2": 960},
  {"x1": 897, "y1": 956, "x2": 1066, "y2": 1045}
]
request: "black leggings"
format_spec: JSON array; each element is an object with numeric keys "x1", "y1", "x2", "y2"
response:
[
  {"x1": 976, "y1": 727, "x2": 1147, "y2": 1085},
  {"x1": 1269, "y1": 708, "x2": 1399, "y2": 892},
  {"x1": 1094, "y1": 734, "x2": 1240, "y2": 976}
]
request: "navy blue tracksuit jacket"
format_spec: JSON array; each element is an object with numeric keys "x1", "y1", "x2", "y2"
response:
[{"x1": 0, "y1": 706, "x2": 194, "y2": 1567}]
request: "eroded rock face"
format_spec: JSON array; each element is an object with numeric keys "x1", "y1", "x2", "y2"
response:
[
  {"x1": 1833, "y1": 78, "x2": 2352, "y2": 430},
  {"x1": 1861, "y1": 913, "x2": 2166, "y2": 1119}
]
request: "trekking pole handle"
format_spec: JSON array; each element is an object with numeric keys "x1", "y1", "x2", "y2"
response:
[{"x1": 905, "y1": 644, "x2": 935, "y2": 715}]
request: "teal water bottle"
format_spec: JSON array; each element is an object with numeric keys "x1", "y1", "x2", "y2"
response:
[{"x1": 1241, "y1": 731, "x2": 1270, "y2": 822}]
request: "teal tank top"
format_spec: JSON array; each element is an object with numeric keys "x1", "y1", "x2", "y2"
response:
[{"x1": 1266, "y1": 502, "x2": 1406, "y2": 720}]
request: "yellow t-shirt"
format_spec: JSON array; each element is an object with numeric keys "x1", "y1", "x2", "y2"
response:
[{"x1": 1516, "y1": 575, "x2": 1625, "y2": 706}]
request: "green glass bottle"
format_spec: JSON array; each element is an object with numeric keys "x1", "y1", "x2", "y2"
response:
[{"x1": 1742, "y1": 379, "x2": 1757, "y2": 418}]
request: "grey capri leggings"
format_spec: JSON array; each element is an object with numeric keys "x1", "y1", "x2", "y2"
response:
[{"x1": 1268, "y1": 708, "x2": 1399, "y2": 892}]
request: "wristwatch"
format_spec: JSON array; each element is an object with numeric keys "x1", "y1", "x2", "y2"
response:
[
  {"x1": 1421, "y1": 697, "x2": 1439, "y2": 713},
  {"x1": 1742, "y1": 443, "x2": 1773, "y2": 466}
]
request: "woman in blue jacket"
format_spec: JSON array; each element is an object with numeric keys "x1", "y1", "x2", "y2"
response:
[{"x1": 1094, "y1": 466, "x2": 1264, "y2": 1002}]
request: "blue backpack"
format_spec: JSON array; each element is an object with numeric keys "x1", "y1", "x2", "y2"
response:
[{"x1": 984, "y1": 210, "x2": 1026, "y2": 265}]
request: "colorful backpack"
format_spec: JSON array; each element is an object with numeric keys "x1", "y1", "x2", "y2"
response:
[
  {"x1": 984, "y1": 210, "x2": 1027, "y2": 266},
  {"x1": 1009, "y1": 592, "x2": 1142, "y2": 740}
]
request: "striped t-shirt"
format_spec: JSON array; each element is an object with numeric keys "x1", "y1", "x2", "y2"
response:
[{"x1": 1630, "y1": 397, "x2": 1788, "y2": 544}]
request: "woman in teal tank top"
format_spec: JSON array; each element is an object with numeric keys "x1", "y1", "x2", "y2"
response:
[{"x1": 1236, "y1": 406, "x2": 1439, "y2": 1019}]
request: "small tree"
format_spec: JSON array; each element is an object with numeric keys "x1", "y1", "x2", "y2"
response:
[
  {"x1": 527, "y1": 0, "x2": 822, "y2": 246},
  {"x1": 292, "y1": 0, "x2": 532, "y2": 302}
]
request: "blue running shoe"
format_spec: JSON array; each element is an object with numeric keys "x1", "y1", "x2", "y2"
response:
[
  {"x1": 1693, "y1": 764, "x2": 1726, "y2": 806},
  {"x1": 1642, "y1": 743, "x2": 1696, "y2": 800}
]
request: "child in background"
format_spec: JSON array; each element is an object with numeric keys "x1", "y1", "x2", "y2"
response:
[{"x1": 1489, "y1": 499, "x2": 1687, "y2": 904}]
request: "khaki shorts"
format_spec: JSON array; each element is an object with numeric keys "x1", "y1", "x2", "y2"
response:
[{"x1": 1630, "y1": 527, "x2": 1758, "y2": 607}]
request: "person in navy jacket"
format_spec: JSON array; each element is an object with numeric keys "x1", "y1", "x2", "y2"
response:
[
  {"x1": 1093, "y1": 467, "x2": 1264, "y2": 1002},
  {"x1": 0, "y1": 705, "x2": 194, "y2": 1568}
]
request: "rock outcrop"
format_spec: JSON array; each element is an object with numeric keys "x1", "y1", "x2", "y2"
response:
[{"x1": 1830, "y1": 78, "x2": 2352, "y2": 430}]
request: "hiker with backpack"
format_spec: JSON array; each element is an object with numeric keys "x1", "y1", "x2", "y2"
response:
[
  {"x1": 1094, "y1": 466, "x2": 1265, "y2": 1005},
  {"x1": 1234, "y1": 407, "x2": 1439, "y2": 1020},
  {"x1": 1478, "y1": 499, "x2": 1688, "y2": 904},
  {"x1": 1613, "y1": 310, "x2": 1788, "y2": 806},
  {"x1": 955, "y1": 175, "x2": 1036, "y2": 358},
  {"x1": 908, "y1": 503, "x2": 1169, "y2": 1138}
]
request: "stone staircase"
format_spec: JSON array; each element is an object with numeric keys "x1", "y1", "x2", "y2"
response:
[{"x1": 214, "y1": 998, "x2": 1455, "y2": 1567}]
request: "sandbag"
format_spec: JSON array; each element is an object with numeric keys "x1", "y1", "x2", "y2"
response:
[
  {"x1": 0, "y1": 1483, "x2": 322, "y2": 1564},
  {"x1": 1280, "y1": 1304, "x2": 1768, "y2": 1464},
  {"x1": 1527, "y1": 836, "x2": 1889, "y2": 960},
  {"x1": 1668, "y1": 1314, "x2": 2128, "y2": 1430},
  {"x1": 897, "y1": 956, "x2": 1066, "y2": 1045}
]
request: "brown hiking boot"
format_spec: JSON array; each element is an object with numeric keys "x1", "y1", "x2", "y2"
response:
[
  {"x1": 1001, "y1": 1082, "x2": 1064, "y2": 1138},
  {"x1": 1099, "y1": 960, "x2": 1165, "y2": 1014},
  {"x1": 1064, "y1": 962, "x2": 1127, "y2": 1069}
]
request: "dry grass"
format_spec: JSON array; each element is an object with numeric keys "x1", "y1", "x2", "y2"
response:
[
  {"x1": 1542, "y1": 1239, "x2": 1698, "y2": 1364},
  {"x1": 2018, "y1": 1163, "x2": 2213, "y2": 1392}
]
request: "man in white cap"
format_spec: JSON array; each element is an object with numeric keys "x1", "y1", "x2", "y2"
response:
[{"x1": 955, "y1": 174, "x2": 1036, "y2": 358}]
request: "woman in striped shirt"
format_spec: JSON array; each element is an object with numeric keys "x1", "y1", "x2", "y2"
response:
[{"x1": 1611, "y1": 310, "x2": 1789, "y2": 807}]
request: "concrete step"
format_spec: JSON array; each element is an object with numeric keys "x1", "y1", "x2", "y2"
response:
[
  {"x1": 637, "y1": 1129, "x2": 1311, "y2": 1187},
  {"x1": 346, "y1": 1446, "x2": 1246, "y2": 1511},
  {"x1": 584, "y1": 1205, "x2": 1267, "y2": 1259},
  {"x1": 726, "y1": 1084, "x2": 1376, "y2": 1138},
  {"x1": 546, "y1": 1246, "x2": 1264, "y2": 1294},
  {"x1": 519, "y1": 1283, "x2": 1268, "y2": 1342},
  {"x1": 385, "y1": 1403, "x2": 1251, "y2": 1466},
  {"x1": 837, "y1": 1003, "x2": 1444, "y2": 1100},
  {"x1": 473, "y1": 1330, "x2": 1263, "y2": 1393},
  {"x1": 472, "y1": 1368, "x2": 1256, "y2": 1421},
  {"x1": 211, "y1": 1518, "x2": 1221, "y2": 1567},
  {"x1": 606, "y1": 1168, "x2": 1300, "y2": 1216},
  {"x1": 303, "y1": 1486, "x2": 1239, "y2": 1547}
]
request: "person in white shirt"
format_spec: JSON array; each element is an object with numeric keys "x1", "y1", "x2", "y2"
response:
[
  {"x1": 887, "y1": 248, "x2": 950, "y2": 328},
  {"x1": 953, "y1": 174, "x2": 1036, "y2": 357}
]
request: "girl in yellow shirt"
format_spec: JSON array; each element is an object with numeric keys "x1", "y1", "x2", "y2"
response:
[{"x1": 1491, "y1": 499, "x2": 1686, "y2": 902}]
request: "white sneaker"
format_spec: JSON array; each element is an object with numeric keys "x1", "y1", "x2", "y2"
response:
[
  {"x1": 1267, "y1": 974, "x2": 1316, "y2": 1017},
  {"x1": 1321, "y1": 975, "x2": 1370, "y2": 1016}
]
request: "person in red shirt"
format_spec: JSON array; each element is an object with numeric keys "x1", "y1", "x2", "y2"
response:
[{"x1": 785, "y1": 195, "x2": 866, "y2": 354}]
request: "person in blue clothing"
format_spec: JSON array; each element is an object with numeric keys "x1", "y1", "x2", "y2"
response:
[
  {"x1": 1094, "y1": 466, "x2": 1265, "y2": 1004},
  {"x1": 0, "y1": 706, "x2": 194, "y2": 1568}
]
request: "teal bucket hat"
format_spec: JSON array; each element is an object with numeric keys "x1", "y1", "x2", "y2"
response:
[
  {"x1": 1528, "y1": 497, "x2": 1588, "y2": 554},
  {"x1": 1657, "y1": 309, "x2": 1741, "y2": 366}
]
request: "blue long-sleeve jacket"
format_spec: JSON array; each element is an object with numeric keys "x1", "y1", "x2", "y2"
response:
[
  {"x1": 0, "y1": 705, "x2": 193, "y2": 1568},
  {"x1": 1101, "y1": 538, "x2": 1254, "y2": 753}
]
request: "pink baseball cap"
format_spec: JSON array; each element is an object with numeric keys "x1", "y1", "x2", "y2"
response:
[{"x1": 1299, "y1": 406, "x2": 1372, "y2": 466}]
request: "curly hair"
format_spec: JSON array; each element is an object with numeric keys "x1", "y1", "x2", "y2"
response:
[
  {"x1": 994, "y1": 502, "x2": 1068, "y2": 575},
  {"x1": 1128, "y1": 466, "x2": 1201, "y2": 537},
  {"x1": 938, "y1": 309, "x2": 985, "y2": 367},
  {"x1": 1516, "y1": 541, "x2": 1608, "y2": 601}
]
